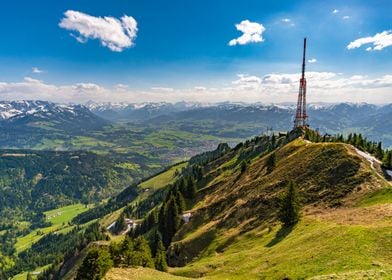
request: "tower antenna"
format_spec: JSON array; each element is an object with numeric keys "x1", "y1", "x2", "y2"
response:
[{"x1": 294, "y1": 37, "x2": 308, "y2": 128}]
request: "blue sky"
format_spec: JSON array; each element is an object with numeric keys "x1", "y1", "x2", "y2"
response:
[{"x1": 0, "y1": 0, "x2": 391, "y2": 103}]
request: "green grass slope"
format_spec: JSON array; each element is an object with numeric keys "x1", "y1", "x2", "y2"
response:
[
  {"x1": 60, "y1": 135, "x2": 392, "y2": 280},
  {"x1": 15, "y1": 204, "x2": 90, "y2": 253},
  {"x1": 165, "y1": 138, "x2": 392, "y2": 279}
]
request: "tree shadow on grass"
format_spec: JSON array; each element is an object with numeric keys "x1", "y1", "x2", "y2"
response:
[{"x1": 265, "y1": 224, "x2": 295, "y2": 247}]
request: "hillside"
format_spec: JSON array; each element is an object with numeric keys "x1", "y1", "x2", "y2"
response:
[
  {"x1": 165, "y1": 137, "x2": 391, "y2": 279},
  {"x1": 0, "y1": 150, "x2": 135, "y2": 218},
  {"x1": 13, "y1": 130, "x2": 392, "y2": 279},
  {"x1": 0, "y1": 150, "x2": 137, "y2": 278},
  {"x1": 98, "y1": 131, "x2": 392, "y2": 279}
]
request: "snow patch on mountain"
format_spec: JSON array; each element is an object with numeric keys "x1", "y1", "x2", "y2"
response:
[{"x1": 0, "y1": 100, "x2": 81, "y2": 120}]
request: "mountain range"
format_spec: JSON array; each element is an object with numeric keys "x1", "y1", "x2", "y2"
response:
[
  {"x1": 89, "y1": 101, "x2": 392, "y2": 148},
  {"x1": 0, "y1": 100, "x2": 390, "y2": 150}
]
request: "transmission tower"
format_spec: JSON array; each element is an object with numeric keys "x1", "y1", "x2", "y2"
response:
[{"x1": 294, "y1": 38, "x2": 308, "y2": 128}]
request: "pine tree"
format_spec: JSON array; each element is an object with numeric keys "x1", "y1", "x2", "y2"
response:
[
  {"x1": 147, "y1": 209, "x2": 158, "y2": 229},
  {"x1": 132, "y1": 236, "x2": 155, "y2": 268},
  {"x1": 158, "y1": 204, "x2": 166, "y2": 237},
  {"x1": 347, "y1": 133, "x2": 353, "y2": 144},
  {"x1": 151, "y1": 230, "x2": 163, "y2": 256},
  {"x1": 195, "y1": 165, "x2": 203, "y2": 181},
  {"x1": 337, "y1": 134, "x2": 344, "y2": 142},
  {"x1": 154, "y1": 236, "x2": 168, "y2": 272},
  {"x1": 376, "y1": 142, "x2": 384, "y2": 160},
  {"x1": 113, "y1": 212, "x2": 126, "y2": 234},
  {"x1": 163, "y1": 197, "x2": 180, "y2": 247},
  {"x1": 109, "y1": 241, "x2": 122, "y2": 266},
  {"x1": 352, "y1": 133, "x2": 358, "y2": 145},
  {"x1": 186, "y1": 176, "x2": 197, "y2": 199},
  {"x1": 266, "y1": 153, "x2": 276, "y2": 173},
  {"x1": 177, "y1": 178, "x2": 187, "y2": 196},
  {"x1": 271, "y1": 134, "x2": 276, "y2": 148},
  {"x1": 121, "y1": 236, "x2": 135, "y2": 266},
  {"x1": 240, "y1": 160, "x2": 247, "y2": 173},
  {"x1": 174, "y1": 189, "x2": 186, "y2": 213},
  {"x1": 76, "y1": 247, "x2": 113, "y2": 280},
  {"x1": 279, "y1": 181, "x2": 301, "y2": 227},
  {"x1": 383, "y1": 151, "x2": 392, "y2": 169}
]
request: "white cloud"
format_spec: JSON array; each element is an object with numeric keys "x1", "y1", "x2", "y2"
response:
[
  {"x1": 280, "y1": 18, "x2": 295, "y2": 27},
  {"x1": 194, "y1": 86, "x2": 207, "y2": 92},
  {"x1": 232, "y1": 74, "x2": 262, "y2": 90},
  {"x1": 308, "y1": 58, "x2": 317, "y2": 63},
  {"x1": 262, "y1": 72, "x2": 336, "y2": 85},
  {"x1": 332, "y1": 9, "x2": 339, "y2": 14},
  {"x1": 151, "y1": 87, "x2": 174, "y2": 92},
  {"x1": 23, "y1": 77, "x2": 43, "y2": 83},
  {"x1": 115, "y1": 84, "x2": 129, "y2": 91},
  {"x1": 0, "y1": 73, "x2": 390, "y2": 104},
  {"x1": 73, "y1": 83, "x2": 104, "y2": 92},
  {"x1": 59, "y1": 10, "x2": 138, "y2": 52},
  {"x1": 342, "y1": 15, "x2": 350, "y2": 20},
  {"x1": 347, "y1": 30, "x2": 392, "y2": 51},
  {"x1": 228, "y1": 20, "x2": 266, "y2": 46},
  {"x1": 32, "y1": 67, "x2": 45, "y2": 74}
]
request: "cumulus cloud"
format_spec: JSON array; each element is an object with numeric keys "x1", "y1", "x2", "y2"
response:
[
  {"x1": 308, "y1": 58, "x2": 317, "y2": 63},
  {"x1": 347, "y1": 30, "x2": 392, "y2": 51},
  {"x1": 282, "y1": 18, "x2": 291, "y2": 23},
  {"x1": 59, "y1": 10, "x2": 138, "y2": 52},
  {"x1": 32, "y1": 67, "x2": 45, "y2": 74},
  {"x1": 228, "y1": 20, "x2": 266, "y2": 46},
  {"x1": 332, "y1": 9, "x2": 339, "y2": 14},
  {"x1": 342, "y1": 15, "x2": 350, "y2": 20},
  {"x1": 232, "y1": 74, "x2": 262, "y2": 90}
]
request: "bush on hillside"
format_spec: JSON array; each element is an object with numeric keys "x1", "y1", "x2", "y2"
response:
[{"x1": 76, "y1": 247, "x2": 113, "y2": 280}]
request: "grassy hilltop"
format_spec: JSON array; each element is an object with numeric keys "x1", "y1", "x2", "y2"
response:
[{"x1": 102, "y1": 130, "x2": 391, "y2": 279}]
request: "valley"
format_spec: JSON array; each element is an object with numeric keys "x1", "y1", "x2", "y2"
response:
[{"x1": 0, "y1": 102, "x2": 391, "y2": 279}]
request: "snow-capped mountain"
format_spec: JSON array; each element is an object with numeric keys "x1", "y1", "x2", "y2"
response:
[
  {"x1": 0, "y1": 100, "x2": 108, "y2": 131},
  {"x1": 87, "y1": 101, "x2": 196, "y2": 122},
  {"x1": 0, "y1": 100, "x2": 79, "y2": 120}
]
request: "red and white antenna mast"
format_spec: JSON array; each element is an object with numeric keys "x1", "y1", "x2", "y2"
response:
[{"x1": 294, "y1": 37, "x2": 308, "y2": 128}]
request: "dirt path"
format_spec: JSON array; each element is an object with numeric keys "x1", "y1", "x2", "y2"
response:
[
  {"x1": 355, "y1": 148, "x2": 380, "y2": 170},
  {"x1": 354, "y1": 148, "x2": 392, "y2": 187}
]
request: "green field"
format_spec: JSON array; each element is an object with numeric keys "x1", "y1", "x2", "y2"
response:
[
  {"x1": 11, "y1": 265, "x2": 51, "y2": 280},
  {"x1": 139, "y1": 162, "x2": 187, "y2": 190},
  {"x1": 15, "y1": 204, "x2": 91, "y2": 253}
]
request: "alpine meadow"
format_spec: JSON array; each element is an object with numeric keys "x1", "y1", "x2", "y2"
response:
[{"x1": 0, "y1": 1, "x2": 391, "y2": 280}]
